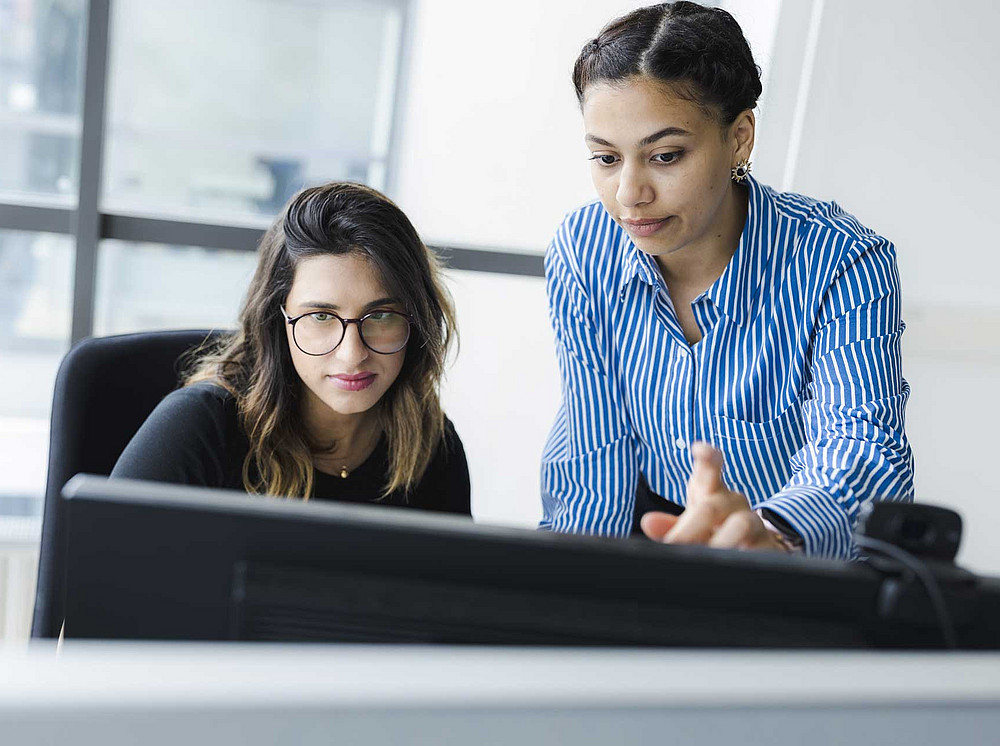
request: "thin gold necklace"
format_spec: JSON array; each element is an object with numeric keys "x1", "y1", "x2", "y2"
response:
[{"x1": 325, "y1": 425, "x2": 380, "y2": 479}]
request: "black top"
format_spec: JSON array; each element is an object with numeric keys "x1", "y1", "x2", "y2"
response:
[{"x1": 111, "y1": 382, "x2": 471, "y2": 516}]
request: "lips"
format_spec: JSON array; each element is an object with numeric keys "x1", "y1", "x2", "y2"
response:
[
  {"x1": 620, "y1": 216, "x2": 672, "y2": 238},
  {"x1": 329, "y1": 372, "x2": 376, "y2": 392}
]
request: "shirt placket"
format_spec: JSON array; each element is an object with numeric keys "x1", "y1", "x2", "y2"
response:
[
  {"x1": 672, "y1": 341, "x2": 695, "y2": 469},
  {"x1": 652, "y1": 280, "x2": 695, "y2": 478},
  {"x1": 686, "y1": 299, "x2": 720, "y2": 453}
]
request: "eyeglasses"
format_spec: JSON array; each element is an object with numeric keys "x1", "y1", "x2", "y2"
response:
[{"x1": 281, "y1": 306, "x2": 414, "y2": 356}]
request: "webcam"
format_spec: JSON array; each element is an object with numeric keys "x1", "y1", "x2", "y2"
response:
[{"x1": 856, "y1": 502, "x2": 962, "y2": 562}]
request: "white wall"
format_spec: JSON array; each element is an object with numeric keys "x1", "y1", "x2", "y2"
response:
[
  {"x1": 440, "y1": 270, "x2": 557, "y2": 527},
  {"x1": 754, "y1": 0, "x2": 1000, "y2": 573},
  {"x1": 393, "y1": 0, "x2": 636, "y2": 253}
]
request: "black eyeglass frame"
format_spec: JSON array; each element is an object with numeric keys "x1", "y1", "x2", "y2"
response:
[{"x1": 281, "y1": 306, "x2": 415, "y2": 356}]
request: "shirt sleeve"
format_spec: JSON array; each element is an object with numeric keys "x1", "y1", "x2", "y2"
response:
[
  {"x1": 110, "y1": 384, "x2": 232, "y2": 487},
  {"x1": 540, "y1": 221, "x2": 638, "y2": 536},
  {"x1": 757, "y1": 237, "x2": 915, "y2": 559}
]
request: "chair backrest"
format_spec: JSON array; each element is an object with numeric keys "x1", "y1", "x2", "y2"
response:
[{"x1": 32, "y1": 329, "x2": 224, "y2": 638}]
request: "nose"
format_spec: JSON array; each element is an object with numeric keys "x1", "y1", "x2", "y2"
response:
[
  {"x1": 615, "y1": 162, "x2": 653, "y2": 208},
  {"x1": 334, "y1": 321, "x2": 370, "y2": 365}
]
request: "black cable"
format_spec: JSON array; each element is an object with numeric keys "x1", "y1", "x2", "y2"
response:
[{"x1": 856, "y1": 535, "x2": 958, "y2": 650}]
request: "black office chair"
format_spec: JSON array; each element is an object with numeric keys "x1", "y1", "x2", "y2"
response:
[{"x1": 31, "y1": 329, "x2": 224, "y2": 639}]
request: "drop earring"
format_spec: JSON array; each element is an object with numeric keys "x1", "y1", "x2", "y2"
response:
[{"x1": 731, "y1": 159, "x2": 752, "y2": 183}]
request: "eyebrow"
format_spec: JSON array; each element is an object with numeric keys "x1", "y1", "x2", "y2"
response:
[
  {"x1": 295, "y1": 297, "x2": 399, "y2": 313},
  {"x1": 586, "y1": 126, "x2": 692, "y2": 149}
]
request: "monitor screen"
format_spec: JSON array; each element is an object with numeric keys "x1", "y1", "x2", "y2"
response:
[{"x1": 58, "y1": 475, "x2": 1000, "y2": 648}]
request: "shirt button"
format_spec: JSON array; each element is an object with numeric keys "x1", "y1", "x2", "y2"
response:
[{"x1": 674, "y1": 437, "x2": 686, "y2": 450}]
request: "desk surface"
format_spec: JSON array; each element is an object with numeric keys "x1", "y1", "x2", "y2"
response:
[{"x1": 2, "y1": 643, "x2": 1000, "y2": 745}]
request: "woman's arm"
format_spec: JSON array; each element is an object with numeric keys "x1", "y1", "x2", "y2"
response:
[
  {"x1": 756, "y1": 237, "x2": 915, "y2": 558},
  {"x1": 540, "y1": 219, "x2": 638, "y2": 536}
]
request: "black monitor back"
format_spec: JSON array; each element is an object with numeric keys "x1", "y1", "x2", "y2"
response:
[{"x1": 60, "y1": 475, "x2": 1000, "y2": 648}]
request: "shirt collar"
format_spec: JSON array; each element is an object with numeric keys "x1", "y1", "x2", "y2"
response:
[
  {"x1": 617, "y1": 174, "x2": 777, "y2": 326},
  {"x1": 617, "y1": 229, "x2": 660, "y2": 295},
  {"x1": 701, "y1": 174, "x2": 776, "y2": 325}
]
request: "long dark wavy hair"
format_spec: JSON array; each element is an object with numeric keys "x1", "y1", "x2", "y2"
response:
[{"x1": 186, "y1": 182, "x2": 456, "y2": 499}]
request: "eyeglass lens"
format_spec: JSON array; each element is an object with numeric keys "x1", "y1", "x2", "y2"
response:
[{"x1": 293, "y1": 311, "x2": 410, "y2": 355}]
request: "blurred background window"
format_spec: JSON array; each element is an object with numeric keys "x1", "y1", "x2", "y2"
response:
[
  {"x1": 93, "y1": 241, "x2": 257, "y2": 335},
  {"x1": 0, "y1": 0, "x2": 83, "y2": 202},
  {"x1": 0, "y1": 0, "x2": 84, "y2": 531},
  {"x1": 0, "y1": 229, "x2": 73, "y2": 516},
  {"x1": 102, "y1": 0, "x2": 403, "y2": 223}
]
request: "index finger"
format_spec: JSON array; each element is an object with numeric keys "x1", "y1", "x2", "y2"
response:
[{"x1": 663, "y1": 502, "x2": 718, "y2": 545}]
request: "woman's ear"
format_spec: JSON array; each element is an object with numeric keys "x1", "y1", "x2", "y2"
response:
[{"x1": 730, "y1": 109, "x2": 756, "y2": 163}]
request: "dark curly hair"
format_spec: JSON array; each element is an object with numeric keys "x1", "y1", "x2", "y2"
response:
[{"x1": 572, "y1": 1, "x2": 762, "y2": 125}]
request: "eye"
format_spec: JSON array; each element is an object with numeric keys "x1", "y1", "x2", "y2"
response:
[
  {"x1": 588, "y1": 153, "x2": 620, "y2": 166},
  {"x1": 367, "y1": 311, "x2": 393, "y2": 321},
  {"x1": 309, "y1": 312, "x2": 336, "y2": 323},
  {"x1": 652, "y1": 151, "x2": 682, "y2": 164}
]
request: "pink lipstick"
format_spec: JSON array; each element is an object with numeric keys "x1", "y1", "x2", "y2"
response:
[{"x1": 329, "y1": 372, "x2": 376, "y2": 392}]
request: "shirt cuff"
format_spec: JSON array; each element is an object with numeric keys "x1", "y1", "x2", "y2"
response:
[
  {"x1": 756, "y1": 509, "x2": 804, "y2": 553},
  {"x1": 756, "y1": 486, "x2": 855, "y2": 560}
]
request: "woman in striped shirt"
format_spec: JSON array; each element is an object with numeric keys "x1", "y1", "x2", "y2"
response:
[{"x1": 541, "y1": 1, "x2": 913, "y2": 558}]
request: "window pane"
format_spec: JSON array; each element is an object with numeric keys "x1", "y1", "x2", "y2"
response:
[
  {"x1": 102, "y1": 0, "x2": 404, "y2": 222},
  {"x1": 94, "y1": 241, "x2": 257, "y2": 335},
  {"x1": 0, "y1": 0, "x2": 85, "y2": 201},
  {"x1": 0, "y1": 229, "x2": 74, "y2": 516}
]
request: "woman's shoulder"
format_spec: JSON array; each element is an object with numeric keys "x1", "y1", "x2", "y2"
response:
[
  {"x1": 159, "y1": 380, "x2": 238, "y2": 421},
  {"x1": 761, "y1": 179, "x2": 891, "y2": 253},
  {"x1": 110, "y1": 380, "x2": 244, "y2": 486},
  {"x1": 547, "y1": 200, "x2": 623, "y2": 263},
  {"x1": 755, "y1": 179, "x2": 898, "y2": 287},
  {"x1": 546, "y1": 200, "x2": 632, "y2": 301},
  {"x1": 174, "y1": 379, "x2": 234, "y2": 400},
  {"x1": 126, "y1": 380, "x2": 242, "y2": 452}
]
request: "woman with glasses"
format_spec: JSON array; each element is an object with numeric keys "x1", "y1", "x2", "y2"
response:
[
  {"x1": 541, "y1": 1, "x2": 913, "y2": 557},
  {"x1": 112, "y1": 182, "x2": 470, "y2": 515}
]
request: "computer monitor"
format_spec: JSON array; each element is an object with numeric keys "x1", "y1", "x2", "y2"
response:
[{"x1": 58, "y1": 475, "x2": 1000, "y2": 648}]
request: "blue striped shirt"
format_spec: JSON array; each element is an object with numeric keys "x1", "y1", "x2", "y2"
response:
[{"x1": 540, "y1": 175, "x2": 914, "y2": 559}]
